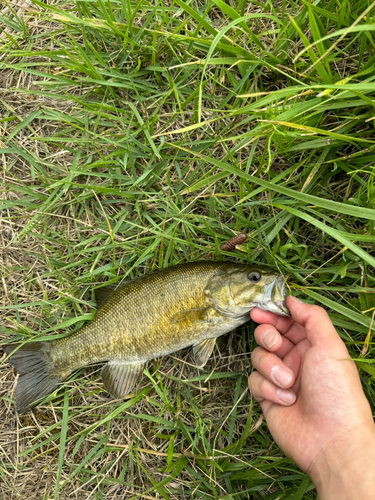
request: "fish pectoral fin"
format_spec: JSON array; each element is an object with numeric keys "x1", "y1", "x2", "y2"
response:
[
  {"x1": 101, "y1": 360, "x2": 144, "y2": 399},
  {"x1": 193, "y1": 338, "x2": 217, "y2": 368},
  {"x1": 169, "y1": 307, "x2": 211, "y2": 324}
]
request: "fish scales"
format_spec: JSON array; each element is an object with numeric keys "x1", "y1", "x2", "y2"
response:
[{"x1": 2, "y1": 261, "x2": 289, "y2": 412}]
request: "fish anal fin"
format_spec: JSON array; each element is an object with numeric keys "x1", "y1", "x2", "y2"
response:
[
  {"x1": 101, "y1": 360, "x2": 144, "y2": 399},
  {"x1": 193, "y1": 338, "x2": 216, "y2": 368}
]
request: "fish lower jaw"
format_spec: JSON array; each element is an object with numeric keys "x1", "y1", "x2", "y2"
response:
[
  {"x1": 255, "y1": 300, "x2": 290, "y2": 317},
  {"x1": 274, "y1": 301, "x2": 290, "y2": 317}
]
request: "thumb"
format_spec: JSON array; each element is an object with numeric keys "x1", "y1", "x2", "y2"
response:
[{"x1": 286, "y1": 296, "x2": 348, "y2": 353}]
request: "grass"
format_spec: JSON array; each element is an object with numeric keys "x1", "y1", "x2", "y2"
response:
[{"x1": 0, "y1": 0, "x2": 375, "y2": 498}]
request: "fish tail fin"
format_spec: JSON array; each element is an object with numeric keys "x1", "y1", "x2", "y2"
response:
[{"x1": 2, "y1": 342, "x2": 63, "y2": 413}]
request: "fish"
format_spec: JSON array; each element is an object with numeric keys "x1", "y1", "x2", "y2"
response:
[{"x1": 2, "y1": 261, "x2": 289, "y2": 413}]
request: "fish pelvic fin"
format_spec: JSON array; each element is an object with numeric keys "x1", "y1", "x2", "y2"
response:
[
  {"x1": 101, "y1": 360, "x2": 144, "y2": 399},
  {"x1": 2, "y1": 342, "x2": 63, "y2": 414},
  {"x1": 193, "y1": 338, "x2": 217, "y2": 368}
]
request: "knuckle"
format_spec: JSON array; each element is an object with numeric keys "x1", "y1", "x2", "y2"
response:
[
  {"x1": 257, "y1": 352, "x2": 269, "y2": 367},
  {"x1": 250, "y1": 346, "x2": 262, "y2": 362},
  {"x1": 319, "y1": 307, "x2": 329, "y2": 319},
  {"x1": 259, "y1": 378, "x2": 272, "y2": 399},
  {"x1": 309, "y1": 304, "x2": 329, "y2": 322},
  {"x1": 310, "y1": 304, "x2": 325, "y2": 316},
  {"x1": 248, "y1": 374, "x2": 255, "y2": 392},
  {"x1": 253, "y1": 328, "x2": 263, "y2": 343},
  {"x1": 248, "y1": 371, "x2": 256, "y2": 385},
  {"x1": 310, "y1": 304, "x2": 321, "y2": 314}
]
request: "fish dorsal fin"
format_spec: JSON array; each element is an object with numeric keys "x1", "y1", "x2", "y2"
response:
[
  {"x1": 169, "y1": 307, "x2": 211, "y2": 325},
  {"x1": 193, "y1": 338, "x2": 216, "y2": 368},
  {"x1": 94, "y1": 278, "x2": 135, "y2": 310},
  {"x1": 94, "y1": 284, "x2": 118, "y2": 310},
  {"x1": 101, "y1": 360, "x2": 144, "y2": 399}
]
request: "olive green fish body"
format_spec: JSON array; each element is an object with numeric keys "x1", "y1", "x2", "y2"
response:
[
  {"x1": 3, "y1": 261, "x2": 289, "y2": 412},
  {"x1": 52, "y1": 262, "x2": 247, "y2": 375}
]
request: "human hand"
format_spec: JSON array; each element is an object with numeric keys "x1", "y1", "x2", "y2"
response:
[{"x1": 248, "y1": 295, "x2": 375, "y2": 499}]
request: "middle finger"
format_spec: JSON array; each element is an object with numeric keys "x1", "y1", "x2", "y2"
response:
[
  {"x1": 251, "y1": 346, "x2": 295, "y2": 389},
  {"x1": 254, "y1": 324, "x2": 295, "y2": 358}
]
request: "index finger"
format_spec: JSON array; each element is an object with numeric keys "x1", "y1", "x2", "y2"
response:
[
  {"x1": 251, "y1": 296, "x2": 307, "y2": 345},
  {"x1": 251, "y1": 309, "x2": 307, "y2": 346},
  {"x1": 250, "y1": 307, "x2": 295, "y2": 334}
]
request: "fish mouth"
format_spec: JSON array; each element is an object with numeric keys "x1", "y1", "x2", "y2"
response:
[
  {"x1": 269, "y1": 300, "x2": 290, "y2": 317},
  {"x1": 256, "y1": 276, "x2": 290, "y2": 317}
]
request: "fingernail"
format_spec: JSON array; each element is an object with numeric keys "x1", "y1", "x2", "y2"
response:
[
  {"x1": 276, "y1": 388, "x2": 296, "y2": 405},
  {"x1": 261, "y1": 330, "x2": 278, "y2": 349},
  {"x1": 271, "y1": 365, "x2": 293, "y2": 387}
]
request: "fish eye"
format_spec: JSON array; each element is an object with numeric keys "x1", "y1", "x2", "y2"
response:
[{"x1": 248, "y1": 271, "x2": 261, "y2": 283}]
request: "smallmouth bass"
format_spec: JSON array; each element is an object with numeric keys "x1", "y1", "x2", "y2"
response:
[{"x1": 2, "y1": 261, "x2": 289, "y2": 413}]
